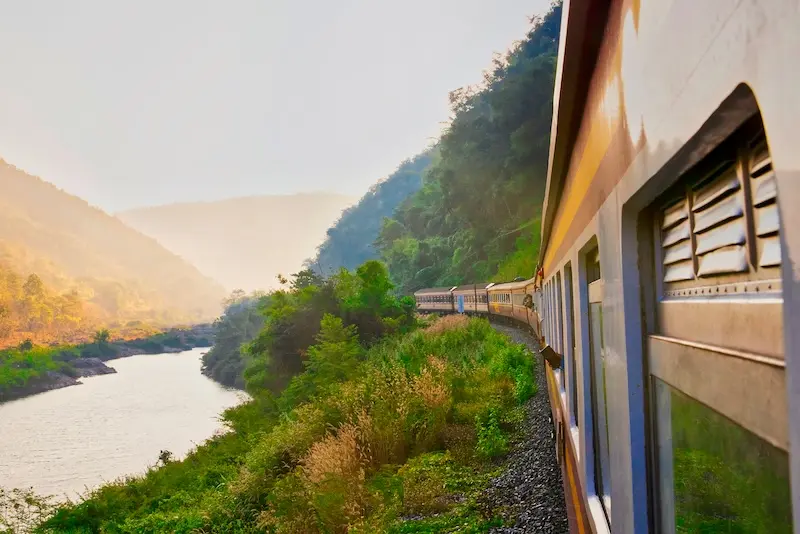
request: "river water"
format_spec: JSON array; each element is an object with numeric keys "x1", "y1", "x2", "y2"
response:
[{"x1": 0, "y1": 347, "x2": 247, "y2": 500}]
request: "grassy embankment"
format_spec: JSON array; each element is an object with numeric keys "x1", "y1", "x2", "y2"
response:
[{"x1": 35, "y1": 315, "x2": 535, "y2": 533}]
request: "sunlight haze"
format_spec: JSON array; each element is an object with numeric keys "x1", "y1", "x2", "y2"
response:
[{"x1": 0, "y1": 0, "x2": 551, "y2": 211}]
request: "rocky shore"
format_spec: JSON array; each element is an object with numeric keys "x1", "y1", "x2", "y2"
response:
[{"x1": 0, "y1": 358, "x2": 117, "y2": 403}]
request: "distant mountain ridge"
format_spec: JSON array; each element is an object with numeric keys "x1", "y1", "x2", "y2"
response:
[
  {"x1": 117, "y1": 193, "x2": 356, "y2": 292},
  {"x1": 0, "y1": 158, "x2": 226, "y2": 335}
]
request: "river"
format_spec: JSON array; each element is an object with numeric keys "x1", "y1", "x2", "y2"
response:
[{"x1": 0, "y1": 347, "x2": 247, "y2": 500}]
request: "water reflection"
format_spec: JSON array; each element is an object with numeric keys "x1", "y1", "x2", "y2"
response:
[{"x1": 0, "y1": 348, "x2": 246, "y2": 500}]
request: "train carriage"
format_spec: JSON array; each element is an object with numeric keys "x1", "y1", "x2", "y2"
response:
[
  {"x1": 536, "y1": 0, "x2": 800, "y2": 533},
  {"x1": 413, "y1": 287, "x2": 455, "y2": 314}
]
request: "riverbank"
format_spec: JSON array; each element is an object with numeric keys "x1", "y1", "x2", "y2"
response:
[{"x1": 0, "y1": 325, "x2": 214, "y2": 403}]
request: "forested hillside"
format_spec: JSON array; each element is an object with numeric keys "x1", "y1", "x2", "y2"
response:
[
  {"x1": 118, "y1": 193, "x2": 356, "y2": 292},
  {"x1": 306, "y1": 152, "x2": 432, "y2": 276},
  {"x1": 0, "y1": 159, "x2": 225, "y2": 347},
  {"x1": 377, "y1": 3, "x2": 561, "y2": 294}
]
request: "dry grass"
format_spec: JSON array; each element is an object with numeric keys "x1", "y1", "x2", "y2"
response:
[
  {"x1": 302, "y1": 422, "x2": 367, "y2": 485},
  {"x1": 424, "y1": 314, "x2": 470, "y2": 334},
  {"x1": 412, "y1": 356, "x2": 451, "y2": 410}
]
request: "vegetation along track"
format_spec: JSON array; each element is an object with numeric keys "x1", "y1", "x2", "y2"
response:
[{"x1": 484, "y1": 322, "x2": 569, "y2": 534}]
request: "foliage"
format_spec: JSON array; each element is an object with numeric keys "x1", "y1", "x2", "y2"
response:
[
  {"x1": 243, "y1": 262, "x2": 414, "y2": 397},
  {"x1": 279, "y1": 314, "x2": 362, "y2": 410},
  {"x1": 307, "y1": 152, "x2": 433, "y2": 276},
  {"x1": 201, "y1": 290, "x2": 266, "y2": 388},
  {"x1": 475, "y1": 407, "x2": 509, "y2": 459},
  {"x1": 38, "y1": 311, "x2": 536, "y2": 533},
  {"x1": 376, "y1": 3, "x2": 562, "y2": 293}
]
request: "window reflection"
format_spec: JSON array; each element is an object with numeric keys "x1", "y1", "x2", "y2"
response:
[
  {"x1": 655, "y1": 378, "x2": 792, "y2": 534},
  {"x1": 589, "y1": 299, "x2": 611, "y2": 518}
]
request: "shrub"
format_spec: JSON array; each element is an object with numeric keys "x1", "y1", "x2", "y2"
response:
[{"x1": 475, "y1": 407, "x2": 509, "y2": 459}]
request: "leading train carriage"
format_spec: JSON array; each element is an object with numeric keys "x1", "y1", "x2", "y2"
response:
[
  {"x1": 413, "y1": 0, "x2": 799, "y2": 532},
  {"x1": 537, "y1": 0, "x2": 799, "y2": 533}
]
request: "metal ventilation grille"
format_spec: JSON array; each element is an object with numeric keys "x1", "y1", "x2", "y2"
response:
[
  {"x1": 658, "y1": 132, "x2": 782, "y2": 289},
  {"x1": 661, "y1": 199, "x2": 693, "y2": 282},
  {"x1": 691, "y1": 163, "x2": 748, "y2": 277},
  {"x1": 751, "y1": 141, "x2": 781, "y2": 268}
]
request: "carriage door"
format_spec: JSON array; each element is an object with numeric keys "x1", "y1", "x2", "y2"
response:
[{"x1": 457, "y1": 294, "x2": 464, "y2": 314}]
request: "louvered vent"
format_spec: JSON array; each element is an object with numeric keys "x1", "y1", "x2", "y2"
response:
[
  {"x1": 692, "y1": 163, "x2": 748, "y2": 277},
  {"x1": 658, "y1": 131, "x2": 782, "y2": 289},
  {"x1": 750, "y1": 141, "x2": 781, "y2": 269},
  {"x1": 661, "y1": 198, "x2": 693, "y2": 282}
]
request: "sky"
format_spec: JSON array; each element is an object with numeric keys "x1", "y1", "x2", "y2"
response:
[{"x1": 0, "y1": 0, "x2": 552, "y2": 212}]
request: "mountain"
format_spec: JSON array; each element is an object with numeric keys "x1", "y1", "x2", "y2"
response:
[
  {"x1": 117, "y1": 193, "x2": 356, "y2": 292},
  {"x1": 306, "y1": 151, "x2": 432, "y2": 276},
  {"x1": 0, "y1": 158, "x2": 226, "y2": 343}
]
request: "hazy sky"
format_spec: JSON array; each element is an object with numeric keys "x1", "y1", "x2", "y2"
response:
[{"x1": 0, "y1": 0, "x2": 552, "y2": 212}]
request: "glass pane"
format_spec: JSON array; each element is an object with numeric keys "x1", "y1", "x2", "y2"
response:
[
  {"x1": 655, "y1": 378, "x2": 792, "y2": 534},
  {"x1": 589, "y1": 301, "x2": 611, "y2": 517},
  {"x1": 565, "y1": 264, "x2": 578, "y2": 427},
  {"x1": 557, "y1": 273, "x2": 565, "y2": 389}
]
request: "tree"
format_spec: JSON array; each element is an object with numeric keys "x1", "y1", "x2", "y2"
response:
[
  {"x1": 22, "y1": 274, "x2": 44, "y2": 299},
  {"x1": 290, "y1": 269, "x2": 322, "y2": 291},
  {"x1": 279, "y1": 314, "x2": 362, "y2": 409},
  {"x1": 93, "y1": 329, "x2": 110, "y2": 344}
]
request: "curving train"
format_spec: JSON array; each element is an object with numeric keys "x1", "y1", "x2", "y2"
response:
[{"x1": 414, "y1": 1, "x2": 800, "y2": 533}]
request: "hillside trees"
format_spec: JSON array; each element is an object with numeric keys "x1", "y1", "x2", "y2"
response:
[
  {"x1": 242, "y1": 262, "x2": 415, "y2": 399},
  {"x1": 376, "y1": 2, "x2": 562, "y2": 293},
  {"x1": 0, "y1": 264, "x2": 94, "y2": 345},
  {"x1": 201, "y1": 291, "x2": 267, "y2": 388},
  {"x1": 307, "y1": 151, "x2": 433, "y2": 275}
]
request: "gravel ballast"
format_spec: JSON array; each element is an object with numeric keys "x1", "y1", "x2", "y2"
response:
[{"x1": 481, "y1": 322, "x2": 570, "y2": 534}]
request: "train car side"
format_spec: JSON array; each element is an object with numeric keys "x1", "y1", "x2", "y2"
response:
[
  {"x1": 413, "y1": 287, "x2": 455, "y2": 314},
  {"x1": 538, "y1": 1, "x2": 800, "y2": 533}
]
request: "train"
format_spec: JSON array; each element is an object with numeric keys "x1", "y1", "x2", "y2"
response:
[{"x1": 414, "y1": 1, "x2": 799, "y2": 533}]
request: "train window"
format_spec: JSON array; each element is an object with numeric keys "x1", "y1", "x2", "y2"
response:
[
  {"x1": 556, "y1": 272, "x2": 565, "y2": 389},
  {"x1": 551, "y1": 281, "x2": 556, "y2": 350},
  {"x1": 586, "y1": 246, "x2": 611, "y2": 520},
  {"x1": 564, "y1": 262, "x2": 578, "y2": 427},
  {"x1": 654, "y1": 378, "x2": 792, "y2": 533},
  {"x1": 548, "y1": 282, "x2": 554, "y2": 344}
]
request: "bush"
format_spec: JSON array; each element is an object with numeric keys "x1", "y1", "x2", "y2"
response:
[{"x1": 475, "y1": 407, "x2": 509, "y2": 459}]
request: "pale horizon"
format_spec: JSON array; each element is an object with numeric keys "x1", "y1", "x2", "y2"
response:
[{"x1": 0, "y1": 0, "x2": 553, "y2": 212}]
